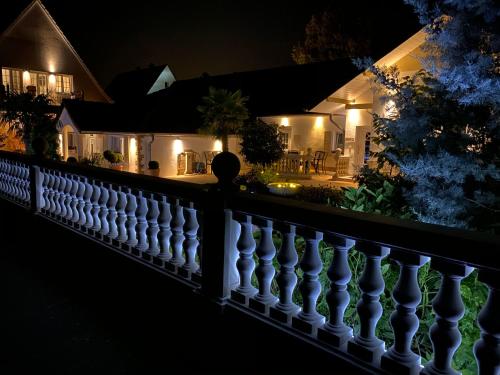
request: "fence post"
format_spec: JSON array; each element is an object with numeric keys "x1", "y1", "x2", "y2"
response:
[
  {"x1": 199, "y1": 152, "x2": 240, "y2": 308},
  {"x1": 29, "y1": 160, "x2": 42, "y2": 213}
]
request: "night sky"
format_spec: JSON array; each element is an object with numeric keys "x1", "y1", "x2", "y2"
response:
[{"x1": 1, "y1": 1, "x2": 420, "y2": 86}]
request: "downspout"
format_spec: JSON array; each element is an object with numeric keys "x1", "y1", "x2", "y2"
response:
[{"x1": 328, "y1": 113, "x2": 345, "y2": 133}]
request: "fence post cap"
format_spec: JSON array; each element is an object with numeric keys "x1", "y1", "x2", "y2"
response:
[{"x1": 212, "y1": 151, "x2": 240, "y2": 189}]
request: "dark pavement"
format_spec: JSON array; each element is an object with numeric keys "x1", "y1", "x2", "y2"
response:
[{"x1": 0, "y1": 199, "x2": 363, "y2": 375}]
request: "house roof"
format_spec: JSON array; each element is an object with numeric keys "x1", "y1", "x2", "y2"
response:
[
  {"x1": 60, "y1": 59, "x2": 364, "y2": 134},
  {"x1": 106, "y1": 64, "x2": 174, "y2": 102},
  {"x1": 0, "y1": 0, "x2": 111, "y2": 103}
]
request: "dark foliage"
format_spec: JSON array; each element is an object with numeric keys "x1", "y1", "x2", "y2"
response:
[{"x1": 239, "y1": 119, "x2": 284, "y2": 166}]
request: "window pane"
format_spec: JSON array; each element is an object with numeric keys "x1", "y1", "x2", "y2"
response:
[
  {"x1": 2, "y1": 68, "x2": 9, "y2": 87},
  {"x1": 11, "y1": 71, "x2": 21, "y2": 92},
  {"x1": 56, "y1": 76, "x2": 63, "y2": 92},
  {"x1": 63, "y1": 76, "x2": 71, "y2": 93},
  {"x1": 30, "y1": 72, "x2": 36, "y2": 86},
  {"x1": 38, "y1": 74, "x2": 47, "y2": 95}
]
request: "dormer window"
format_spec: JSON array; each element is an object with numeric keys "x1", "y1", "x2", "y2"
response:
[
  {"x1": 2, "y1": 68, "x2": 22, "y2": 92},
  {"x1": 56, "y1": 74, "x2": 73, "y2": 93},
  {"x1": 1, "y1": 67, "x2": 73, "y2": 98}
]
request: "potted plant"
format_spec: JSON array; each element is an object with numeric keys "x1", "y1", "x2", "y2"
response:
[
  {"x1": 103, "y1": 150, "x2": 124, "y2": 171},
  {"x1": 148, "y1": 160, "x2": 160, "y2": 177}
]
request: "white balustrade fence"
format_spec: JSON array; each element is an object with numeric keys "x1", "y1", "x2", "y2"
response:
[
  {"x1": 36, "y1": 165, "x2": 203, "y2": 284},
  {"x1": 0, "y1": 151, "x2": 498, "y2": 375},
  {"x1": 227, "y1": 203, "x2": 500, "y2": 375},
  {"x1": 0, "y1": 158, "x2": 31, "y2": 206}
]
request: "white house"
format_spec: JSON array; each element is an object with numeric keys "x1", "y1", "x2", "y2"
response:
[{"x1": 57, "y1": 28, "x2": 427, "y2": 178}]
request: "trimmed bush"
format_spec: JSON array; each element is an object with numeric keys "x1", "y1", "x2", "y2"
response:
[
  {"x1": 103, "y1": 149, "x2": 117, "y2": 164},
  {"x1": 148, "y1": 160, "x2": 159, "y2": 169}
]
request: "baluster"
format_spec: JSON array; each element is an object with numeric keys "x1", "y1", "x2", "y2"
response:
[
  {"x1": 381, "y1": 250, "x2": 430, "y2": 374},
  {"x1": 125, "y1": 188, "x2": 138, "y2": 247},
  {"x1": 115, "y1": 186, "x2": 128, "y2": 242},
  {"x1": 19, "y1": 165, "x2": 26, "y2": 202},
  {"x1": 52, "y1": 172, "x2": 62, "y2": 215},
  {"x1": 292, "y1": 230, "x2": 325, "y2": 334},
  {"x1": 76, "y1": 177, "x2": 86, "y2": 227},
  {"x1": 473, "y1": 270, "x2": 500, "y2": 375},
  {"x1": 64, "y1": 175, "x2": 74, "y2": 220},
  {"x1": 68, "y1": 175, "x2": 79, "y2": 223},
  {"x1": 169, "y1": 198, "x2": 185, "y2": 267},
  {"x1": 90, "y1": 180, "x2": 101, "y2": 232},
  {"x1": 422, "y1": 259, "x2": 473, "y2": 375},
  {"x1": 107, "y1": 185, "x2": 118, "y2": 239},
  {"x1": 98, "y1": 182, "x2": 110, "y2": 235},
  {"x1": 250, "y1": 218, "x2": 278, "y2": 313},
  {"x1": 23, "y1": 166, "x2": 30, "y2": 203},
  {"x1": 56, "y1": 172, "x2": 66, "y2": 218},
  {"x1": 157, "y1": 195, "x2": 172, "y2": 260},
  {"x1": 69, "y1": 175, "x2": 79, "y2": 223},
  {"x1": 231, "y1": 214, "x2": 257, "y2": 304},
  {"x1": 83, "y1": 178, "x2": 94, "y2": 229},
  {"x1": 318, "y1": 236, "x2": 355, "y2": 346},
  {"x1": 47, "y1": 172, "x2": 56, "y2": 214},
  {"x1": 7, "y1": 163, "x2": 14, "y2": 198},
  {"x1": 12, "y1": 163, "x2": 19, "y2": 200},
  {"x1": 40, "y1": 170, "x2": 49, "y2": 210},
  {"x1": 145, "y1": 194, "x2": 160, "y2": 256},
  {"x1": 2, "y1": 161, "x2": 7, "y2": 196},
  {"x1": 135, "y1": 191, "x2": 148, "y2": 251},
  {"x1": 6, "y1": 162, "x2": 13, "y2": 198},
  {"x1": 347, "y1": 241, "x2": 390, "y2": 364},
  {"x1": 0, "y1": 160, "x2": 5, "y2": 194},
  {"x1": 181, "y1": 203, "x2": 199, "y2": 275},
  {"x1": 270, "y1": 223, "x2": 299, "y2": 323},
  {"x1": 228, "y1": 218, "x2": 241, "y2": 289}
]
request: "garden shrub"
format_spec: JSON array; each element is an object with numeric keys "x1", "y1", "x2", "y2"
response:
[{"x1": 293, "y1": 185, "x2": 343, "y2": 206}]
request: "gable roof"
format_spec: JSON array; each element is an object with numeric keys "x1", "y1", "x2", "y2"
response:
[
  {"x1": 59, "y1": 59, "x2": 362, "y2": 134},
  {"x1": 312, "y1": 28, "x2": 427, "y2": 114},
  {"x1": 0, "y1": 0, "x2": 111, "y2": 103},
  {"x1": 106, "y1": 65, "x2": 176, "y2": 102}
]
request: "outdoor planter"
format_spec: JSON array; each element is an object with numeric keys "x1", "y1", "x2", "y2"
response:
[{"x1": 267, "y1": 182, "x2": 302, "y2": 196}]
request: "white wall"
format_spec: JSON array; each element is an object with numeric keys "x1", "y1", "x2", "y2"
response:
[{"x1": 150, "y1": 135, "x2": 240, "y2": 177}]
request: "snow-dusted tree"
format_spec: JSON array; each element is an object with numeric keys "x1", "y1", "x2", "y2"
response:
[{"x1": 365, "y1": 0, "x2": 500, "y2": 230}]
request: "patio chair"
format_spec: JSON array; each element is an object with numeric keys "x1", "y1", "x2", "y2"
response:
[
  {"x1": 204, "y1": 151, "x2": 220, "y2": 174},
  {"x1": 312, "y1": 151, "x2": 327, "y2": 174}
]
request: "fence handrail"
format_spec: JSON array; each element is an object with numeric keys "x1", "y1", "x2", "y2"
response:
[
  {"x1": 0, "y1": 150, "x2": 208, "y2": 203},
  {"x1": 229, "y1": 190, "x2": 500, "y2": 271},
  {"x1": 1, "y1": 149, "x2": 498, "y2": 271}
]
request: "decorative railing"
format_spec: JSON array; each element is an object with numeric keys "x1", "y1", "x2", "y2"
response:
[
  {"x1": 0, "y1": 150, "x2": 499, "y2": 375},
  {"x1": 0, "y1": 156, "x2": 31, "y2": 206}
]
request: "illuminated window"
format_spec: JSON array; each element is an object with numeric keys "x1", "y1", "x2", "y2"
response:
[
  {"x1": 38, "y1": 74, "x2": 47, "y2": 95},
  {"x1": 278, "y1": 131, "x2": 289, "y2": 150},
  {"x1": 110, "y1": 136, "x2": 124, "y2": 154},
  {"x1": 2, "y1": 69, "x2": 9, "y2": 87},
  {"x1": 29, "y1": 72, "x2": 36, "y2": 87},
  {"x1": 56, "y1": 75, "x2": 63, "y2": 92},
  {"x1": 11, "y1": 70, "x2": 21, "y2": 92},
  {"x1": 63, "y1": 76, "x2": 71, "y2": 93}
]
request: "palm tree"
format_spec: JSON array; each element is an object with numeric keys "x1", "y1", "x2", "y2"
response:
[{"x1": 197, "y1": 87, "x2": 249, "y2": 152}]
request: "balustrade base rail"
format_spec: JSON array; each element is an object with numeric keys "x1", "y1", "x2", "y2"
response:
[
  {"x1": 39, "y1": 208, "x2": 202, "y2": 287},
  {"x1": 0, "y1": 150, "x2": 499, "y2": 375}
]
